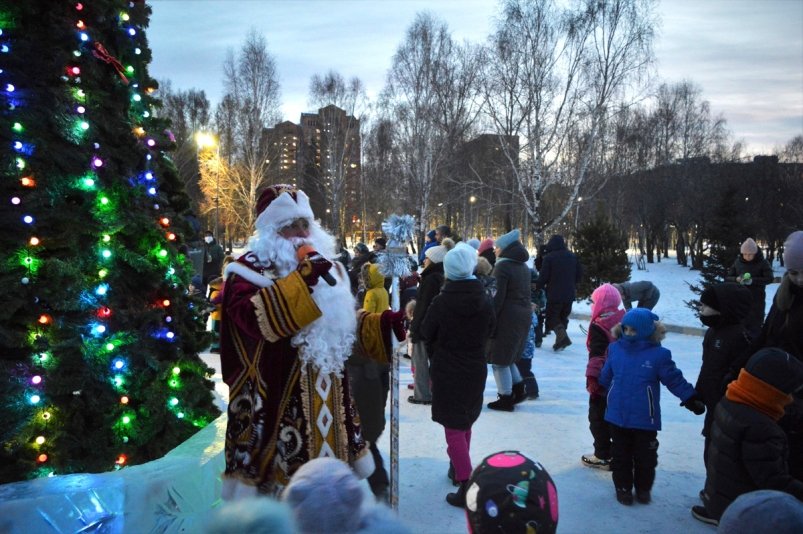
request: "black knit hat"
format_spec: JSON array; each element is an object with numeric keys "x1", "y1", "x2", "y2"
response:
[
  {"x1": 700, "y1": 286, "x2": 719, "y2": 311},
  {"x1": 745, "y1": 348, "x2": 803, "y2": 394}
]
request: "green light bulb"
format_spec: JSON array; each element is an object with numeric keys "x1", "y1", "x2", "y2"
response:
[
  {"x1": 13, "y1": 122, "x2": 23, "y2": 132},
  {"x1": 122, "y1": 415, "x2": 131, "y2": 424},
  {"x1": 172, "y1": 367, "x2": 180, "y2": 375},
  {"x1": 169, "y1": 397, "x2": 179, "y2": 406}
]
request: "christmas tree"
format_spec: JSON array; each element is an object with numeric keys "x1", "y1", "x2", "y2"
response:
[
  {"x1": 1, "y1": 0, "x2": 220, "y2": 483},
  {"x1": 686, "y1": 186, "x2": 751, "y2": 311},
  {"x1": 573, "y1": 212, "x2": 631, "y2": 300}
]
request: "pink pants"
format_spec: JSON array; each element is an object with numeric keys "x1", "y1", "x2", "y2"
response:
[{"x1": 444, "y1": 427, "x2": 473, "y2": 482}]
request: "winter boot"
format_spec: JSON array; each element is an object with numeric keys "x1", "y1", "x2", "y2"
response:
[
  {"x1": 447, "y1": 462, "x2": 459, "y2": 486},
  {"x1": 523, "y1": 376, "x2": 540, "y2": 400},
  {"x1": 635, "y1": 490, "x2": 651, "y2": 504},
  {"x1": 512, "y1": 382, "x2": 527, "y2": 404},
  {"x1": 581, "y1": 454, "x2": 611, "y2": 470},
  {"x1": 487, "y1": 394, "x2": 516, "y2": 412},
  {"x1": 616, "y1": 488, "x2": 634, "y2": 506},
  {"x1": 691, "y1": 505, "x2": 719, "y2": 526},
  {"x1": 446, "y1": 481, "x2": 468, "y2": 508},
  {"x1": 552, "y1": 325, "x2": 572, "y2": 351}
]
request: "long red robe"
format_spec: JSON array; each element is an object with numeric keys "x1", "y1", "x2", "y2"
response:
[{"x1": 219, "y1": 255, "x2": 367, "y2": 495}]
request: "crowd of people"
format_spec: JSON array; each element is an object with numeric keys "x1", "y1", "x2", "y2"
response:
[{"x1": 196, "y1": 182, "x2": 802, "y2": 532}]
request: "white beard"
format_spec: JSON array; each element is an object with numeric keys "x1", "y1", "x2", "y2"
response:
[{"x1": 247, "y1": 220, "x2": 355, "y2": 375}]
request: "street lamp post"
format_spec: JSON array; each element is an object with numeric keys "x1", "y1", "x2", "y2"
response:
[
  {"x1": 195, "y1": 132, "x2": 220, "y2": 241},
  {"x1": 469, "y1": 195, "x2": 476, "y2": 239}
]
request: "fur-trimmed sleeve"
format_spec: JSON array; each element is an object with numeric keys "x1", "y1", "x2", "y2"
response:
[{"x1": 250, "y1": 271, "x2": 322, "y2": 342}]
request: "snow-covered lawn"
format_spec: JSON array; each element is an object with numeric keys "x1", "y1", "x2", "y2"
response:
[
  {"x1": 374, "y1": 255, "x2": 782, "y2": 533},
  {"x1": 2, "y1": 254, "x2": 781, "y2": 533}
]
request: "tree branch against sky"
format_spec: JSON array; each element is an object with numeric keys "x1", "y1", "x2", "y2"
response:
[
  {"x1": 207, "y1": 30, "x2": 281, "y2": 239},
  {"x1": 481, "y1": 0, "x2": 656, "y2": 242}
]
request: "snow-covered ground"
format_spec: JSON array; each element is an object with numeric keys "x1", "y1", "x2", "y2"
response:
[
  {"x1": 201, "y1": 254, "x2": 784, "y2": 533},
  {"x1": 0, "y1": 253, "x2": 784, "y2": 532}
]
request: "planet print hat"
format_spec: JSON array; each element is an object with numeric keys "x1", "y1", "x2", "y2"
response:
[{"x1": 466, "y1": 451, "x2": 558, "y2": 534}]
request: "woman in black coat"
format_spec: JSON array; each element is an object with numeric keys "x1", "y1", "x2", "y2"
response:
[
  {"x1": 421, "y1": 243, "x2": 495, "y2": 507},
  {"x1": 725, "y1": 238, "x2": 774, "y2": 336},
  {"x1": 745, "y1": 231, "x2": 803, "y2": 480},
  {"x1": 408, "y1": 239, "x2": 451, "y2": 404},
  {"x1": 487, "y1": 229, "x2": 532, "y2": 412}
]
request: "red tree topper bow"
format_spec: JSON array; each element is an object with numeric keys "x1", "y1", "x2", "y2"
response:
[{"x1": 93, "y1": 42, "x2": 129, "y2": 85}]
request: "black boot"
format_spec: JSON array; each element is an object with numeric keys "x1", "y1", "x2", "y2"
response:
[
  {"x1": 616, "y1": 487, "x2": 634, "y2": 505},
  {"x1": 446, "y1": 481, "x2": 467, "y2": 508},
  {"x1": 447, "y1": 462, "x2": 458, "y2": 486},
  {"x1": 552, "y1": 325, "x2": 572, "y2": 351},
  {"x1": 512, "y1": 382, "x2": 527, "y2": 404},
  {"x1": 523, "y1": 376, "x2": 539, "y2": 400},
  {"x1": 487, "y1": 394, "x2": 515, "y2": 412}
]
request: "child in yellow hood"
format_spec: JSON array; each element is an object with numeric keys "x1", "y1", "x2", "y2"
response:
[{"x1": 361, "y1": 263, "x2": 389, "y2": 313}]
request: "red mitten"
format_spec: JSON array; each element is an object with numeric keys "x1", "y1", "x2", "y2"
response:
[
  {"x1": 388, "y1": 310, "x2": 407, "y2": 342},
  {"x1": 296, "y1": 249, "x2": 333, "y2": 287},
  {"x1": 586, "y1": 376, "x2": 604, "y2": 397}
]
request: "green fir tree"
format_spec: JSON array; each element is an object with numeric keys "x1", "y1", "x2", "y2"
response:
[
  {"x1": 686, "y1": 186, "x2": 751, "y2": 311},
  {"x1": 572, "y1": 212, "x2": 631, "y2": 300},
  {"x1": 1, "y1": 0, "x2": 219, "y2": 483}
]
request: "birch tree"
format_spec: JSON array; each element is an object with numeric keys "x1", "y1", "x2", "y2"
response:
[
  {"x1": 204, "y1": 30, "x2": 281, "y2": 240},
  {"x1": 382, "y1": 13, "x2": 480, "y2": 246},
  {"x1": 482, "y1": 0, "x2": 656, "y2": 242}
]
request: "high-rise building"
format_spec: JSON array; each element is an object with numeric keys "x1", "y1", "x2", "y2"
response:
[{"x1": 263, "y1": 121, "x2": 303, "y2": 188}]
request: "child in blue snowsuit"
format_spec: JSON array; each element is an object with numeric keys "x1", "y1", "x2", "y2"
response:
[{"x1": 599, "y1": 308, "x2": 705, "y2": 505}]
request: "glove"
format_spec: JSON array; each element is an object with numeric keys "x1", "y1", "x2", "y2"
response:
[
  {"x1": 681, "y1": 394, "x2": 706, "y2": 415},
  {"x1": 296, "y1": 249, "x2": 333, "y2": 287},
  {"x1": 586, "y1": 376, "x2": 604, "y2": 397},
  {"x1": 388, "y1": 310, "x2": 407, "y2": 342}
]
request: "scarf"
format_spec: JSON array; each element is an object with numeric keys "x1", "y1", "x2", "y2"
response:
[{"x1": 725, "y1": 369, "x2": 792, "y2": 421}]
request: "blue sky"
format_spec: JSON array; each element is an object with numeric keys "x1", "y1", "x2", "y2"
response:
[{"x1": 147, "y1": 0, "x2": 803, "y2": 154}]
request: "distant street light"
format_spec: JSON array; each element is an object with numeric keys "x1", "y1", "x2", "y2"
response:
[
  {"x1": 195, "y1": 132, "x2": 219, "y2": 241},
  {"x1": 574, "y1": 196, "x2": 583, "y2": 230}
]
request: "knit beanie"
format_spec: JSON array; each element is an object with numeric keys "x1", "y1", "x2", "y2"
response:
[
  {"x1": 496, "y1": 229, "x2": 520, "y2": 250},
  {"x1": 477, "y1": 238, "x2": 495, "y2": 255},
  {"x1": 205, "y1": 496, "x2": 296, "y2": 534},
  {"x1": 467, "y1": 238, "x2": 481, "y2": 250},
  {"x1": 740, "y1": 238, "x2": 758, "y2": 255},
  {"x1": 783, "y1": 230, "x2": 803, "y2": 270},
  {"x1": 718, "y1": 490, "x2": 803, "y2": 534},
  {"x1": 426, "y1": 229, "x2": 437, "y2": 241},
  {"x1": 444, "y1": 242, "x2": 478, "y2": 281},
  {"x1": 466, "y1": 451, "x2": 558, "y2": 534},
  {"x1": 281, "y1": 458, "x2": 363, "y2": 534},
  {"x1": 700, "y1": 286, "x2": 720, "y2": 311},
  {"x1": 620, "y1": 308, "x2": 658, "y2": 340},
  {"x1": 744, "y1": 347, "x2": 803, "y2": 395},
  {"x1": 591, "y1": 283, "x2": 623, "y2": 319},
  {"x1": 425, "y1": 238, "x2": 454, "y2": 264}
]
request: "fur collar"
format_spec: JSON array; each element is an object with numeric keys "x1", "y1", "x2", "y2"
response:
[{"x1": 225, "y1": 254, "x2": 276, "y2": 288}]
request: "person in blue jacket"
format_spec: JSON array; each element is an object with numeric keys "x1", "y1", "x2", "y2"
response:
[{"x1": 599, "y1": 308, "x2": 705, "y2": 506}]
